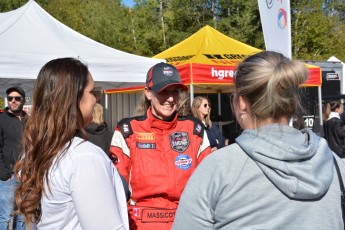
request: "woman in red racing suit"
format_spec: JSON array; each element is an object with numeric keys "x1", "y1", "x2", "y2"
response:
[{"x1": 110, "y1": 63, "x2": 211, "y2": 230}]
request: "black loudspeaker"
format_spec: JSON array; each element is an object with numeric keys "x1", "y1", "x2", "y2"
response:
[{"x1": 322, "y1": 70, "x2": 341, "y2": 97}]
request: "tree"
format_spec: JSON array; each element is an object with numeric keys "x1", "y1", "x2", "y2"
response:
[
  {"x1": 40, "y1": 0, "x2": 129, "y2": 51},
  {"x1": 0, "y1": 0, "x2": 26, "y2": 11},
  {"x1": 123, "y1": 0, "x2": 167, "y2": 56},
  {"x1": 217, "y1": 0, "x2": 264, "y2": 49},
  {"x1": 291, "y1": 0, "x2": 345, "y2": 60},
  {"x1": 0, "y1": 0, "x2": 344, "y2": 61}
]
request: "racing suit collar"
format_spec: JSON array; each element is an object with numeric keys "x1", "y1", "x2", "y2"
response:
[{"x1": 147, "y1": 107, "x2": 178, "y2": 130}]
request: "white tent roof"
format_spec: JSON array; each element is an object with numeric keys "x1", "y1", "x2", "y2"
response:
[
  {"x1": 0, "y1": 0, "x2": 162, "y2": 97},
  {"x1": 328, "y1": 56, "x2": 344, "y2": 66}
]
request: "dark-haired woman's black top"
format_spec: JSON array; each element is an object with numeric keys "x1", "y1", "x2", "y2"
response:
[{"x1": 324, "y1": 117, "x2": 345, "y2": 158}]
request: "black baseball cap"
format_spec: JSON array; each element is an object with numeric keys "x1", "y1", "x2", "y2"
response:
[
  {"x1": 146, "y1": 62, "x2": 188, "y2": 92},
  {"x1": 6, "y1": 86, "x2": 25, "y2": 98}
]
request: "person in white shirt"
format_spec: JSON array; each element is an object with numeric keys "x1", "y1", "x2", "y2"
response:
[{"x1": 14, "y1": 58, "x2": 129, "y2": 230}]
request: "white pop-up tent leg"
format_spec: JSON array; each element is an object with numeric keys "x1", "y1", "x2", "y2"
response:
[
  {"x1": 218, "y1": 92, "x2": 223, "y2": 134},
  {"x1": 189, "y1": 85, "x2": 194, "y2": 105},
  {"x1": 318, "y1": 86, "x2": 323, "y2": 136}
]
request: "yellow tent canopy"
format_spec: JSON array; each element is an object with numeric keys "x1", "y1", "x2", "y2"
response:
[
  {"x1": 105, "y1": 25, "x2": 321, "y2": 94},
  {"x1": 153, "y1": 25, "x2": 259, "y2": 93}
]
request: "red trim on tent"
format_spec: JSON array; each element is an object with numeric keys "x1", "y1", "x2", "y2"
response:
[
  {"x1": 301, "y1": 66, "x2": 322, "y2": 87},
  {"x1": 104, "y1": 62, "x2": 321, "y2": 94}
]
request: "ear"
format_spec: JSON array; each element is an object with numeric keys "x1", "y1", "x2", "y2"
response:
[
  {"x1": 238, "y1": 95, "x2": 248, "y2": 112},
  {"x1": 144, "y1": 87, "x2": 152, "y2": 101}
]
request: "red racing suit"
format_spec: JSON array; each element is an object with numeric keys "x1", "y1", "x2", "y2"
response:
[{"x1": 110, "y1": 108, "x2": 211, "y2": 230}]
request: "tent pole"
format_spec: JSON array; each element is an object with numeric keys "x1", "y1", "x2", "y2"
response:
[
  {"x1": 218, "y1": 91, "x2": 222, "y2": 134},
  {"x1": 105, "y1": 92, "x2": 108, "y2": 110},
  {"x1": 218, "y1": 92, "x2": 221, "y2": 116},
  {"x1": 104, "y1": 93, "x2": 109, "y2": 127},
  {"x1": 190, "y1": 85, "x2": 194, "y2": 105},
  {"x1": 318, "y1": 86, "x2": 323, "y2": 137}
]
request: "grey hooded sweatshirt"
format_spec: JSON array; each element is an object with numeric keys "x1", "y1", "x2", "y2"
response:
[{"x1": 173, "y1": 124, "x2": 345, "y2": 230}]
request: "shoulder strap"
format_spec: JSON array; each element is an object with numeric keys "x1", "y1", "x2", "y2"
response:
[
  {"x1": 333, "y1": 156, "x2": 345, "y2": 229},
  {"x1": 117, "y1": 118, "x2": 134, "y2": 139},
  {"x1": 178, "y1": 116, "x2": 204, "y2": 138},
  {"x1": 117, "y1": 115, "x2": 147, "y2": 139}
]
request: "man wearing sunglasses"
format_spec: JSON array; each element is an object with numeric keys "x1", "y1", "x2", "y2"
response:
[{"x1": 0, "y1": 86, "x2": 26, "y2": 230}]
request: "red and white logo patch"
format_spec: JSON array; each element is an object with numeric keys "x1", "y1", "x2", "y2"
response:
[
  {"x1": 170, "y1": 132, "x2": 189, "y2": 152},
  {"x1": 163, "y1": 66, "x2": 174, "y2": 77},
  {"x1": 122, "y1": 123, "x2": 129, "y2": 134}
]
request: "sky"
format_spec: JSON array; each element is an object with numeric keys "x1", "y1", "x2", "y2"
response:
[{"x1": 122, "y1": 0, "x2": 135, "y2": 8}]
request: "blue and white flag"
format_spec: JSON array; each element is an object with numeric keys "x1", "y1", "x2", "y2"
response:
[{"x1": 258, "y1": 0, "x2": 291, "y2": 59}]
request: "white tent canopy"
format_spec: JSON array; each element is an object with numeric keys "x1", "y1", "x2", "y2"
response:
[
  {"x1": 328, "y1": 56, "x2": 345, "y2": 94},
  {"x1": 0, "y1": 0, "x2": 162, "y2": 97}
]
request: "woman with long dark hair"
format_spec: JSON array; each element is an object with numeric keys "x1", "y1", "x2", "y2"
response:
[{"x1": 14, "y1": 58, "x2": 128, "y2": 229}]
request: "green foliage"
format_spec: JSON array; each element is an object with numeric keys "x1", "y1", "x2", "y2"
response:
[
  {"x1": 291, "y1": 0, "x2": 345, "y2": 60},
  {"x1": 0, "y1": 0, "x2": 344, "y2": 61},
  {"x1": 0, "y1": 0, "x2": 26, "y2": 11},
  {"x1": 39, "y1": 0, "x2": 128, "y2": 51},
  {"x1": 125, "y1": 0, "x2": 165, "y2": 56},
  {"x1": 217, "y1": 0, "x2": 264, "y2": 49}
]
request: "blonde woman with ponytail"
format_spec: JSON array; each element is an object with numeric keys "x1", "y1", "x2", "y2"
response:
[{"x1": 173, "y1": 51, "x2": 345, "y2": 229}]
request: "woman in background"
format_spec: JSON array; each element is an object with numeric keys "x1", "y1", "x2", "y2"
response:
[
  {"x1": 192, "y1": 96, "x2": 225, "y2": 152},
  {"x1": 173, "y1": 51, "x2": 345, "y2": 229},
  {"x1": 85, "y1": 103, "x2": 113, "y2": 154},
  {"x1": 178, "y1": 90, "x2": 192, "y2": 116},
  {"x1": 324, "y1": 100, "x2": 345, "y2": 159},
  {"x1": 14, "y1": 58, "x2": 128, "y2": 230},
  {"x1": 85, "y1": 103, "x2": 131, "y2": 201}
]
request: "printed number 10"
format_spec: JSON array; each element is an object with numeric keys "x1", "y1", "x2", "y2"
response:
[{"x1": 304, "y1": 118, "x2": 314, "y2": 128}]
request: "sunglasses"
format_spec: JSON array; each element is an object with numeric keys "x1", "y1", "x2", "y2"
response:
[
  {"x1": 7, "y1": 96, "x2": 23, "y2": 102},
  {"x1": 203, "y1": 104, "x2": 210, "y2": 108}
]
